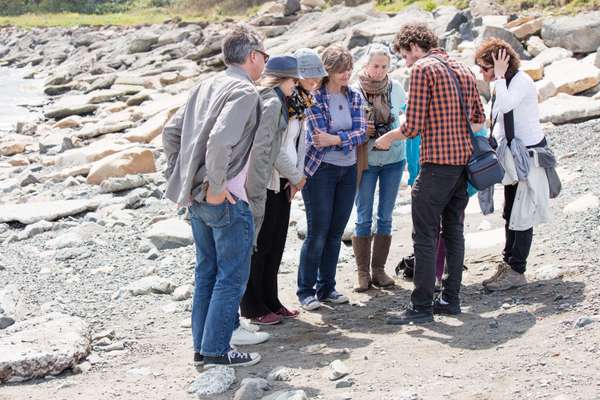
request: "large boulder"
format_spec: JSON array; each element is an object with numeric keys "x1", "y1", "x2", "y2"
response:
[
  {"x1": 280, "y1": 0, "x2": 301, "y2": 16},
  {"x1": 532, "y1": 47, "x2": 573, "y2": 67},
  {"x1": 535, "y1": 78, "x2": 557, "y2": 102},
  {"x1": 526, "y1": 36, "x2": 549, "y2": 58},
  {"x1": 0, "y1": 313, "x2": 91, "y2": 383},
  {"x1": 478, "y1": 25, "x2": 527, "y2": 59},
  {"x1": 55, "y1": 139, "x2": 136, "y2": 168},
  {"x1": 539, "y1": 93, "x2": 600, "y2": 124},
  {"x1": 124, "y1": 109, "x2": 177, "y2": 143},
  {"x1": 433, "y1": 6, "x2": 467, "y2": 35},
  {"x1": 541, "y1": 12, "x2": 600, "y2": 53},
  {"x1": 520, "y1": 61, "x2": 544, "y2": 81},
  {"x1": 507, "y1": 17, "x2": 543, "y2": 40},
  {"x1": 545, "y1": 58, "x2": 600, "y2": 95},
  {"x1": 469, "y1": 0, "x2": 504, "y2": 17},
  {"x1": 87, "y1": 147, "x2": 156, "y2": 185},
  {"x1": 0, "y1": 141, "x2": 27, "y2": 157},
  {"x1": 145, "y1": 218, "x2": 194, "y2": 250},
  {"x1": 0, "y1": 199, "x2": 99, "y2": 225},
  {"x1": 44, "y1": 95, "x2": 98, "y2": 119},
  {"x1": 128, "y1": 33, "x2": 159, "y2": 54}
]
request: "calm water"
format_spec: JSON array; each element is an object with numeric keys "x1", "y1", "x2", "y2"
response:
[{"x1": 0, "y1": 67, "x2": 45, "y2": 134}]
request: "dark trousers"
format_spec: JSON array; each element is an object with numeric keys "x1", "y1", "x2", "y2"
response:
[
  {"x1": 240, "y1": 181, "x2": 291, "y2": 318},
  {"x1": 297, "y1": 163, "x2": 357, "y2": 301},
  {"x1": 411, "y1": 163, "x2": 469, "y2": 309},
  {"x1": 502, "y1": 184, "x2": 533, "y2": 274}
]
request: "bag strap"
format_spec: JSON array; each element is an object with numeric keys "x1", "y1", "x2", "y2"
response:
[
  {"x1": 490, "y1": 76, "x2": 516, "y2": 145},
  {"x1": 429, "y1": 55, "x2": 474, "y2": 138}
]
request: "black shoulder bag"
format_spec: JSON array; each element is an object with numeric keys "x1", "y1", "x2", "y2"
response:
[{"x1": 431, "y1": 56, "x2": 504, "y2": 190}]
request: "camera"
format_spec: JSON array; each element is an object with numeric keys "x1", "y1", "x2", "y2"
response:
[{"x1": 374, "y1": 122, "x2": 390, "y2": 138}]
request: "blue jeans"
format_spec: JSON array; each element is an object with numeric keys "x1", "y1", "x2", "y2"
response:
[
  {"x1": 297, "y1": 163, "x2": 357, "y2": 301},
  {"x1": 188, "y1": 200, "x2": 254, "y2": 357},
  {"x1": 355, "y1": 160, "x2": 406, "y2": 237}
]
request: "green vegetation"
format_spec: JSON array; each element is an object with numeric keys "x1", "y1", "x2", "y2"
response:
[
  {"x1": 0, "y1": 0, "x2": 270, "y2": 27},
  {"x1": 375, "y1": 0, "x2": 599, "y2": 13}
]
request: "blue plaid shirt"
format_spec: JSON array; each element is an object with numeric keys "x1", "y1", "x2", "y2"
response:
[{"x1": 304, "y1": 85, "x2": 367, "y2": 176}]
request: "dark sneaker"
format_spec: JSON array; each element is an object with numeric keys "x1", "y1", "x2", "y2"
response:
[
  {"x1": 433, "y1": 298, "x2": 462, "y2": 315},
  {"x1": 385, "y1": 307, "x2": 433, "y2": 325},
  {"x1": 204, "y1": 350, "x2": 261, "y2": 367},
  {"x1": 193, "y1": 352, "x2": 204, "y2": 365}
]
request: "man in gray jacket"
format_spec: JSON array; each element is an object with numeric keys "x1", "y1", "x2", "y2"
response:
[{"x1": 162, "y1": 24, "x2": 269, "y2": 367}]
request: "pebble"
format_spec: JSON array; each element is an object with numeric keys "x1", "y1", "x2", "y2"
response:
[
  {"x1": 335, "y1": 378, "x2": 354, "y2": 388},
  {"x1": 189, "y1": 366, "x2": 235, "y2": 397},
  {"x1": 267, "y1": 366, "x2": 292, "y2": 381},
  {"x1": 574, "y1": 316, "x2": 593, "y2": 328},
  {"x1": 328, "y1": 359, "x2": 351, "y2": 381}
]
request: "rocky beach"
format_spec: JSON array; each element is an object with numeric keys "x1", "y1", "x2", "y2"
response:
[{"x1": 1, "y1": 1, "x2": 600, "y2": 399}]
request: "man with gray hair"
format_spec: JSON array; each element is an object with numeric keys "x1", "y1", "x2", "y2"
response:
[{"x1": 162, "y1": 24, "x2": 269, "y2": 367}]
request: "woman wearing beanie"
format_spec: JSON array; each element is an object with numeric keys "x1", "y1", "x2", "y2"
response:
[
  {"x1": 242, "y1": 55, "x2": 304, "y2": 325},
  {"x1": 352, "y1": 43, "x2": 407, "y2": 292},
  {"x1": 297, "y1": 45, "x2": 368, "y2": 311}
]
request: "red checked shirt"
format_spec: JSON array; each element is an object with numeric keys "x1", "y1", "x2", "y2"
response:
[{"x1": 401, "y1": 48, "x2": 485, "y2": 166}]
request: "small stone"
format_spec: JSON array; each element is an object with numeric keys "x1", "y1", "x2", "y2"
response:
[
  {"x1": 335, "y1": 378, "x2": 354, "y2": 388},
  {"x1": 488, "y1": 319, "x2": 499, "y2": 328},
  {"x1": 234, "y1": 378, "x2": 271, "y2": 400},
  {"x1": 72, "y1": 361, "x2": 92, "y2": 374},
  {"x1": 145, "y1": 249, "x2": 160, "y2": 260},
  {"x1": 92, "y1": 329, "x2": 115, "y2": 341},
  {"x1": 574, "y1": 316, "x2": 593, "y2": 328},
  {"x1": 189, "y1": 366, "x2": 236, "y2": 396},
  {"x1": 96, "y1": 341, "x2": 125, "y2": 352},
  {"x1": 172, "y1": 284, "x2": 194, "y2": 301},
  {"x1": 328, "y1": 359, "x2": 351, "y2": 381},
  {"x1": 126, "y1": 276, "x2": 176, "y2": 296},
  {"x1": 180, "y1": 319, "x2": 192, "y2": 328},
  {"x1": 0, "y1": 316, "x2": 15, "y2": 329},
  {"x1": 267, "y1": 366, "x2": 292, "y2": 381},
  {"x1": 262, "y1": 390, "x2": 308, "y2": 400},
  {"x1": 93, "y1": 337, "x2": 113, "y2": 346}
]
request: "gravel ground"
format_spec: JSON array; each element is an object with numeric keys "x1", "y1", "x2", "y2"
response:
[{"x1": 1, "y1": 119, "x2": 600, "y2": 400}]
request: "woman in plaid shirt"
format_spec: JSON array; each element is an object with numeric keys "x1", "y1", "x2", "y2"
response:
[{"x1": 297, "y1": 45, "x2": 368, "y2": 311}]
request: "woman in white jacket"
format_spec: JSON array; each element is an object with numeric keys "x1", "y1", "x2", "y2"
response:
[{"x1": 475, "y1": 38, "x2": 550, "y2": 291}]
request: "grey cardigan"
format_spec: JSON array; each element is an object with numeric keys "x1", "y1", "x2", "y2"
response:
[
  {"x1": 246, "y1": 87, "x2": 288, "y2": 243},
  {"x1": 162, "y1": 65, "x2": 262, "y2": 205}
]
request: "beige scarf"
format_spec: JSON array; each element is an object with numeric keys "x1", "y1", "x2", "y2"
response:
[{"x1": 358, "y1": 70, "x2": 392, "y2": 126}]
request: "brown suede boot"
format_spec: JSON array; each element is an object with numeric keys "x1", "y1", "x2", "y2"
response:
[
  {"x1": 352, "y1": 235, "x2": 372, "y2": 292},
  {"x1": 371, "y1": 234, "x2": 395, "y2": 288}
]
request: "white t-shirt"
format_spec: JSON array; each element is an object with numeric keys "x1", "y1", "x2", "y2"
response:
[{"x1": 492, "y1": 71, "x2": 545, "y2": 147}]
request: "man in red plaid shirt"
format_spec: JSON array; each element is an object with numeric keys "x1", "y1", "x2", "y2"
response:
[{"x1": 376, "y1": 23, "x2": 485, "y2": 324}]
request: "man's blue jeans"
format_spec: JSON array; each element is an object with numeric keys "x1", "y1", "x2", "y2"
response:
[
  {"x1": 355, "y1": 160, "x2": 405, "y2": 237},
  {"x1": 188, "y1": 199, "x2": 254, "y2": 357},
  {"x1": 297, "y1": 163, "x2": 357, "y2": 301}
]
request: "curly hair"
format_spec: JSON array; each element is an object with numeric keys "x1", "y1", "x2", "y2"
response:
[
  {"x1": 320, "y1": 45, "x2": 354, "y2": 85},
  {"x1": 475, "y1": 38, "x2": 521, "y2": 79},
  {"x1": 393, "y1": 23, "x2": 438, "y2": 53}
]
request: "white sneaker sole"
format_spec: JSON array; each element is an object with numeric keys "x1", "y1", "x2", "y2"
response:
[
  {"x1": 205, "y1": 354, "x2": 262, "y2": 368},
  {"x1": 301, "y1": 302, "x2": 321, "y2": 311}
]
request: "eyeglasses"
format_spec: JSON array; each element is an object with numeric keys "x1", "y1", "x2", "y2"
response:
[
  {"x1": 254, "y1": 49, "x2": 270, "y2": 63},
  {"x1": 477, "y1": 64, "x2": 493, "y2": 72}
]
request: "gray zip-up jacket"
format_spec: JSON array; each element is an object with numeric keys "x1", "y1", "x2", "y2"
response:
[
  {"x1": 162, "y1": 65, "x2": 262, "y2": 205},
  {"x1": 246, "y1": 87, "x2": 288, "y2": 243}
]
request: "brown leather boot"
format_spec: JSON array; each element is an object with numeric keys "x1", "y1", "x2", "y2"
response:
[
  {"x1": 371, "y1": 234, "x2": 395, "y2": 288},
  {"x1": 352, "y1": 235, "x2": 372, "y2": 292}
]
